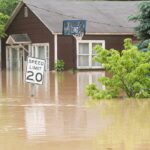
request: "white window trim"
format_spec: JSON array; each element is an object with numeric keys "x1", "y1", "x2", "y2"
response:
[
  {"x1": 31, "y1": 43, "x2": 50, "y2": 71},
  {"x1": 31, "y1": 43, "x2": 49, "y2": 47},
  {"x1": 77, "y1": 40, "x2": 105, "y2": 69}
]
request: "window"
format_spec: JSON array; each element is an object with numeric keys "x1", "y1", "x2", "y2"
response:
[
  {"x1": 78, "y1": 43, "x2": 89, "y2": 67},
  {"x1": 30, "y1": 43, "x2": 49, "y2": 71},
  {"x1": 77, "y1": 40, "x2": 105, "y2": 69}
]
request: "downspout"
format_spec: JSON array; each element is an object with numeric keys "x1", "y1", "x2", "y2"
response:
[
  {"x1": 54, "y1": 34, "x2": 58, "y2": 69},
  {"x1": 54, "y1": 34, "x2": 59, "y2": 103}
]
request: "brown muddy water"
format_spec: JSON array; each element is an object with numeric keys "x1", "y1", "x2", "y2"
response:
[{"x1": 0, "y1": 70, "x2": 150, "y2": 150}]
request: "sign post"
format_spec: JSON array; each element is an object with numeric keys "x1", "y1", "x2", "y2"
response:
[{"x1": 26, "y1": 57, "x2": 45, "y2": 97}]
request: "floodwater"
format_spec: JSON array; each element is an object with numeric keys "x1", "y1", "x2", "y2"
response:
[{"x1": 0, "y1": 70, "x2": 150, "y2": 150}]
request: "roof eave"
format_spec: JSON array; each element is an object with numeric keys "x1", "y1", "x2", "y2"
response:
[
  {"x1": 86, "y1": 32, "x2": 135, "y2": 35},
  {"x1": 29, "y1": 10, "x2": 55, "y2": 35},
  {"x1": 56, "y1": 32, "x2": 135, "y2": 36},
  {"x1": 5, "y1": 1, "x2": 24, "y2": 32},
  {"x1": 5, "y1": 1, "x2": 55, "y2": 35}
]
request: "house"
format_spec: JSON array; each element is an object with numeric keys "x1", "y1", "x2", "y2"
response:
[{"x1": 1, "y1": 0, "x2": 139, "y2": 71}]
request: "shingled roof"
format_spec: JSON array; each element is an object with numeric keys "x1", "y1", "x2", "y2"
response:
[{"x1": 6, "y1": 0, "x2": 140, "y2": 35}]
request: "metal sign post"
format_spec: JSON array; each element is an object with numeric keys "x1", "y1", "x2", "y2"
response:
[
  {"x1": 31, "y1": 84, "x2": 35, "y2": 97},
  {"x1": 26, "y1": 57, "x2": 45, "y2": 97}
]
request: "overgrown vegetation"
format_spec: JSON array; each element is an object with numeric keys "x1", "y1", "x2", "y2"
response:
[
  {"x1": 0, "y1": 0, "x2": 19, "y2": 37},
  {"x1": 129, "y1": 1, "x2": 150, "y2": 51},
  {"x1": 86, "y1": 39, "x2": 150, "y2": 99},
  {"x1": 0, "y1": 0, "x2": 19, "y2": 16},
  {"x1": 55, "y1": 59, "x2": 65, "y2": 72},
  {"x1": 0, "y1": 13, "x2": 8, "y2": 37}
]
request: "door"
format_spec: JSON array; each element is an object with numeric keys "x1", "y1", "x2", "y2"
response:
[
  {"x1": 6, "y1": 46, "x2": 22, "y2": 70},
  {"x1": 23, "y1": 45, "x2": 29, "y2": 71},
  {"x1": 6, "y1": 46, "x2": 29, "y2": 71}
]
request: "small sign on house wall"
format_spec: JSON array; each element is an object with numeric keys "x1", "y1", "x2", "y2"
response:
[{"x1": 26, "y1": 57, "x2": 45, "y2": 85}]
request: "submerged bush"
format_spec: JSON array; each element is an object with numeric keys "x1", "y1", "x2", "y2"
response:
[
  {"x1": 86, "y1": 38, "x2": 150, "y2": 99},
  {"x1": 55, "y1": 59, "x2": 65, "y2": 72}
]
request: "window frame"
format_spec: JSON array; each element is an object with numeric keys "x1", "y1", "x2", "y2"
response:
[
  {"x1": 77, "y1": 40, "x2": 105, "y2": 69},
  {"x1": 31, "y1": 43, "x2": 50, "y2": 71}
]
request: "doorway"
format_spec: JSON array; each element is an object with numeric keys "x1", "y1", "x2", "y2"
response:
[
  {"x1": 6, "y1": 45, "x2": 28, "y2": 71},
  {"x1": 6, "y1": 43, "x2": 49, "y2": 71}
]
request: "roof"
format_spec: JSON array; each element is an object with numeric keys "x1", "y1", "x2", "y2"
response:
[
  {"x1": 6, "y1": 34, "x2": 31, "y2": 44},
  {"x1": 6, "y1": 0, "x2": 140, "y2": 35}
]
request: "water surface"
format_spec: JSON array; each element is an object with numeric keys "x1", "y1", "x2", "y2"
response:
[{"x1": 0, "y1": 71, "x2": 150, "y2": 150}]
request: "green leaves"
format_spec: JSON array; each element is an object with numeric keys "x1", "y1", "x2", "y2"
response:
[
  {"x1": 86, "y1": 38, "x2": 150, "y2": 99},
  {"x1": 0, "y1": 0, "x2": 19, "y2": 16},
  {"x1": 54, "y1": 59, "x2": 65, "y2": 72},
  {"x1": 0, "y1": 13, "x2": 9, "y2": 37},
  {"x1": 129, "y1": 2, "x2": 150, "y2": 52},
  {"x1": 0, "y1": 0, "x2": 19, "y2": 37}
]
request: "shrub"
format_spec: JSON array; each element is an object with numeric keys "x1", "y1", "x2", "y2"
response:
[
  {"x1": 86, "y1": 38, "x2": 150, "y2": 99},
  {"x1": 55, "y1": 59, "x2": 65, "y2": 72}
]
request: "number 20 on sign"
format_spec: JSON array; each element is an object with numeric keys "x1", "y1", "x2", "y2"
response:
[{"x1": 26, "y1": 57, "x2": 45, "y2": 85}]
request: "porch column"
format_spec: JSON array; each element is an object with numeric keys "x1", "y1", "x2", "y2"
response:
[{"x1": 54, "y1": 34, "x2": 58, "y2": 64}]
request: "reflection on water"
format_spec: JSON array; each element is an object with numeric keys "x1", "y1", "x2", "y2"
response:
[
  {"x1": 1, "y1": 70, "x2": 105, "y2": 105},
  {"x1": 94, "y1": 100, "x2": 150, "y2": 150},
  {"x1": 0, "y1": 70, "x2": 150, "y2": 150},
  {"x1": 25, "y1": 106, "x2": 46, "y2": 139},
  {"x1": 0, "y1": 71, "x2": 2, "y2": 97},
  {"x1": 77, "y1": 72, "x2": 105, "y2": 97},
  {"x1": 24, "y1": 105, "x2": 107, "y2": 141}
]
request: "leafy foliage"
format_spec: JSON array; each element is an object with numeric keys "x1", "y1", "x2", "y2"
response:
[
  {"x1": 129, "y1": 1, "x2": 150, "y2": 51},
  {"x1": 0, "y1": 0, "x2": 19, "y2": 16},
  {"x1": 0, "y1": 13, "x2": 9, "y2": 37},
  {"x1": 55, "y1": 59, "x2": 65, "y2": 72},
  {"x1": 86, "y1": 38, "x2": 150, "y2": 99},
  {"x1": 77, "y1": 0, "x2": 144, "y2": 1},
  {"x1": 0, "y1": 0, "x2": 19, "y2": 37}
]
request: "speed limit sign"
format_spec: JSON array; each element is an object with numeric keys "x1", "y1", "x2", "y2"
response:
[{"x1": 26, "y1": 57, "x2": 45, "y2": 85}]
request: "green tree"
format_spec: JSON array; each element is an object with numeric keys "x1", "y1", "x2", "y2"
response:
[
  {"x1": 0, "y1": 13, "x2": 8, "y2": 37},
  {"x1": 86, "y1": 39, "x2": 150, "y2": 99},
  {"x1": 0, "y1": 0, "x2": 19, "y2": 16},
  {"x1": 129, "y1": 1, "x2": 150, "y2": 51},
  {"x1": 0, "y1": 0, "x2": 19, "y2": 37}
]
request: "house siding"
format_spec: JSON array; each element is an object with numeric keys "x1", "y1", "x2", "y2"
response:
[
  {"x1": 83, "y1": 35, "x2": 135, "y2": 50},
  {"x1": 2, "y1": 4, "x2": 54, "y2": 70},
  {"x1": 1, "y1": 4, "x2": 136, "y2": 71},
  {"x1": 57, "y1": 34, "x2": 135, "y2": 70},
  {"x1": 58, "y1": 35, "x2": 76, "y2": 70}
]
